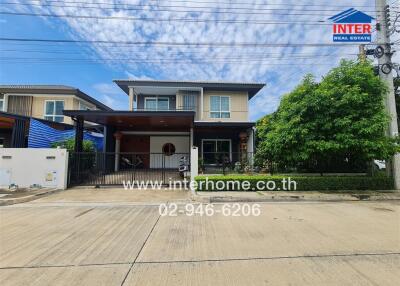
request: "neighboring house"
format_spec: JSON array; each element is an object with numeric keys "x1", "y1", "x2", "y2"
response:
[
  {"x1": 64, "y1": 80, "x2": 265, "y2": 183},
  {"x1": 0, "y1": 85, "x2": 112, "y2": 124},
  {"x1": 0, "y1": 85, "x2": 112, "y2": 148}
]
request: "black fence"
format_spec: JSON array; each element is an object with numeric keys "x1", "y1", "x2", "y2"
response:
[
  {"x1": 68, "y1": 152, "x2": 190, "y2": 186},
  {"x1": 200, "y1": 152, "x2": 255, "y2": 175}
]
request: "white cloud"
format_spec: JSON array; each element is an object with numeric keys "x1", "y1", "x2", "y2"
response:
[
  {"x1": 93, "y1": 83, "x2": 128, "y2": 110},
  {"x1": 12, "y1": 0, "x2": 398, "y2": 119},
  {"x1": 124, "y1": 72, "x2": 154, "y2": 80}
]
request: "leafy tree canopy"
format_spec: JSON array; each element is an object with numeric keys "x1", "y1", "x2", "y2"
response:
[{"x1": 256, "y1": 60, "x2": 399, "y2": 172}]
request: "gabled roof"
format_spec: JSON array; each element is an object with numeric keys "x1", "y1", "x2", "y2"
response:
[
  {"x1": 0, "y1": 84, "x2": 112, "y2": 111},
  {"x1": 0, "y1": 84, "x2": 75, "y2": 90},
  {"x1": 113, "y1": 79, "x2": 266, "y2": 99},
  {"x1": 329, "y1": 8, "x2": 374, "y2": 23}
]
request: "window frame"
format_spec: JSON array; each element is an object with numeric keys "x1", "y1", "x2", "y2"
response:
[
  {"x1": 209, "y1": 95, "x2": 231, "y2": 118},
  {"x1": 79, "y1": 101, "x2": 93, "y2": 111},
  {"x1": 144, "y1": 97, "x2": 170, "y2": 111},
  {"x1": 44, "y1": 100, "x2": 65, "y2": 122},
  {"x1": 0, "y1": 94, "x2": 4, "y2": 111},
  {"x1": 162, "y1": 143, "x2": 176, "y2": 156},
  {"x1": 182, "y1": 93, "x2": 196, "y2": 111},
  {"x1": 201, "y1": 139, "x2": 232, "y2": 165}
]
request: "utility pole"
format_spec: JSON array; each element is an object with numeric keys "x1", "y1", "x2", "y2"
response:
[
  {"x1": 358, "y1": 44, "x2": 366, "y2": 62},
  {"x1": 375, "y1": 0, "x2": 400, "y2": 190}
]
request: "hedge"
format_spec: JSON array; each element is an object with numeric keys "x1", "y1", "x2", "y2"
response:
[{"x1": 194, "y1": 175, "x2": 393, "y2": 191}]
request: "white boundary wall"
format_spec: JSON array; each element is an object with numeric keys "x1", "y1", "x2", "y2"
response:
[
  {"x1": 190, "y1": 146, "x2": 198, "y2": 180},
  {"x1": 0, "y1": 148, "x2": 69, "y2": 190}
]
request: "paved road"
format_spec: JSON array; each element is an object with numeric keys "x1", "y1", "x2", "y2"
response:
[{"x1": 0, "y1": 190, "x2": 399, "y2": 285}]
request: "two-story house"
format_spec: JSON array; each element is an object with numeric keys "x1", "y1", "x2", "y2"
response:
[
  {"x1": 0, "y1": 85, "x2": 112, "y2": 148},
  {"x1": 64, "y1": 80, "x2": 265, "y2": 179}
]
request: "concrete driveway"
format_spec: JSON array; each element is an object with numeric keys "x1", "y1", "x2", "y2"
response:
[{"x1": 0, "y1": 189, "x2": 399, "y2": 285}]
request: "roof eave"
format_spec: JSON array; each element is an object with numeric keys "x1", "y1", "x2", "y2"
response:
[{"x1": 113, "y1": 79, "x2": 265, "y2": 99}]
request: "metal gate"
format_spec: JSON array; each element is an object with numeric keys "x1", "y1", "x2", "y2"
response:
[{"x1": 68, "y1": 152, "x2": 190, "y2": 187}]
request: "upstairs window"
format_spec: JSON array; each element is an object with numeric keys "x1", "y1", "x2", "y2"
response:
[
  {"x1": 144, "y1": 97, "x2": 169, "y2": 111},
  {"x1": 182, "y1": 93, "x2": 196, "y2": 111},
  {"x1": 45, "y1": 100, "x2": 64, "y2": 122},
  {"x1": 0, "y1": 94, "x2": 4, "y2": 111},
  {"x1": 210, "y1": 96, "x2": 230, "y2": 118},
  {"x1": 79, "y1": 101, "x2": 92, "y2": 110}
]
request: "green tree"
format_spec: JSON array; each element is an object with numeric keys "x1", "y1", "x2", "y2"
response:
[
  {"x1": 256, "y1": 60, "x2": 398, "y2": 173},
  {"x1": 51, "y1": 138, "x2": 94, "y2": 152}
]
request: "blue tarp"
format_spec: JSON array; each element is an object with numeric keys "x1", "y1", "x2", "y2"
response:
[{"x1": 28, "y1": 119, "x2": 103, "y2": 150}]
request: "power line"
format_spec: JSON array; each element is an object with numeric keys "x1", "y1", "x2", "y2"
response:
[
  {"x1": 0, "y1": 55, "x2": 355, "y2": 62},
  {"x1": 0, "y1": 41, "x2": 356, "y2": 50},
  {"x1": 0, "y1": 37, "x2": 377, "y2": 47},
  {"x1": 0, "y1": 1, "x2": 381, "y2": 17},
  {"x1": 0, "y1": 11, "x2": 335, "y2": 25},
  {"x1": 0, "y1": 48, "x2": 357, "y2": 57},
  {"x1": 6, "y1": 0, "x2": 380, "y2": 9},
  {"x1": 0, "y1": 3, "x2": 363, "y2": 17},
  {"x1": 0, "y1": 60, "x2": 346, "y2": 66},
  {"x1": 0, "y1": 1, "x2": 380, "y2": 13}
]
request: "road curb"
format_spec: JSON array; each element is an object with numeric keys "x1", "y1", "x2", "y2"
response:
[
  {"x1": 192, "y1": 193, "x2": 400, "y2": 203},
  {"x1": 0, "y1": 189, "x2": 63, "y2": 206}
]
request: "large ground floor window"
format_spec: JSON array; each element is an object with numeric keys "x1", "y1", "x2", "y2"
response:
[{"x1": 202, "y1": 139, "x2": 231, "y2": 165}]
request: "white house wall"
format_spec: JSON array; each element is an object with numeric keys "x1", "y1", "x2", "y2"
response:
[{"x1": 149, "y1": 136, "x2": 190, "y2": 168}]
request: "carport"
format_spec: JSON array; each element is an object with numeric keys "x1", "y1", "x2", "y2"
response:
[{"x1": 63, "y1": 110, "x2": 195, "y2": 186}]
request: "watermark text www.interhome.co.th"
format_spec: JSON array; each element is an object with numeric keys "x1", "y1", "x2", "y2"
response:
[{"x1": 122, "y1": 177, "x2": 297, "y2": 191}]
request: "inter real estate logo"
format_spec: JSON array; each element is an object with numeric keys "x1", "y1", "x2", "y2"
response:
[{"x1": 329, "y1": 8, "x2": 374, "y2": 42}]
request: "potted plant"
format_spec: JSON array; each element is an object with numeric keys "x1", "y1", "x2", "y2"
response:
[{"x1": 198, "y1": 158, "x2": 204, "y2": 174}]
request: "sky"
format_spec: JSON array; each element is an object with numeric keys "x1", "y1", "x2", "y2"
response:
[{"x1": 0, "y1": 0, "x2": 399, "y2": 120}]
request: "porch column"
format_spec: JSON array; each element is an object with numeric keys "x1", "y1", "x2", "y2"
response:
[
  {"x1": 129, "y1": 87, "x2": 137, "y2": 111},
  {"x1": 200, "y1": 87, "x2": 204, "y2": 120},
  {"x1": 11, "y1": 118, "x2": 27, "y2": 148},
  {"x1": 103, "y1": 125, "x2": 116, "y2": 172},
  {"x1": 247, "y1": 127, "x2": 255, "y2": 165},
  {"x1": 190, "y1": 146, "x2": 198, "y2": 194},
  {"x1": 74, "y1": 116, "x2": 84, "y2": 152},
  {"x1": 114, "y1": 131, "x2": 123, "y2": 172},
  {"x1": 190, "y1": 127, "x2": 194, "y2": 147}
]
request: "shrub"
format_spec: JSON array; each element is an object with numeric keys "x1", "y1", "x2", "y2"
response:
[
  {"x1": 194, "y1": 175, "x2": 393, "y2": 191},
  {"x1": 51, "y1": 138, "x2": 94, "y2": 152}
]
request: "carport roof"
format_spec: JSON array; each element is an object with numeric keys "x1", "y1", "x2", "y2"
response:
[{"x1": 63, "y1": 110, "x2": 195, "y2": 130}]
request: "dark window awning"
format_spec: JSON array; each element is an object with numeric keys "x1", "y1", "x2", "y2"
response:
[
  {"x1": 194, "y1": 121, "x2": 255, "y2": 129},
  {"x1": 63, "y1": 110, "x2": 195, "y2": 131}
]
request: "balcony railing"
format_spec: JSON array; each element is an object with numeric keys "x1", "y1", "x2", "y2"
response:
[{"x1": 131, "y1": 107, "x2": 196, "y2": 112}]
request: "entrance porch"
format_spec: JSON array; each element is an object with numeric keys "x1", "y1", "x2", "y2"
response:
[{"x1": 193, "y1": 122, "x2": 255, "y2": 174}]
